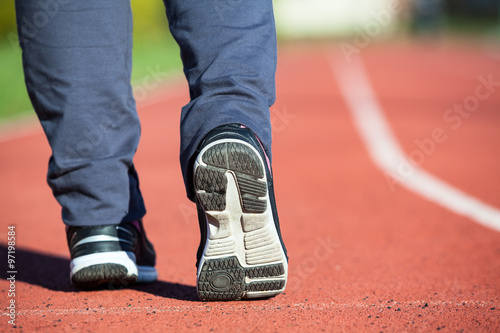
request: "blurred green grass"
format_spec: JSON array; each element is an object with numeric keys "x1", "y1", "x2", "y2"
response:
[{"x1": 0, "y1": 0, "x2": 182, "y2": 123}]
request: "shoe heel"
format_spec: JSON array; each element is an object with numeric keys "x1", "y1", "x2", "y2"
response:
[{"x1": 197, "y1": 256, "x2": 286, "y2": 301}]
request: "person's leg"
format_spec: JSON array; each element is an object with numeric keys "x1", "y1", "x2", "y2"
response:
[
  {"x1": 15, "y1": 0, "x2": 145, "y2": 226},
  {"x1": 15, "y1": 0, "x2": 156, "y2": 288},
  {"x1": 164, "y1": 0, "x2": 287, "y2": 301},
  {"x1": 163, "y1": 0, "x2": 277, "y2": 200}
]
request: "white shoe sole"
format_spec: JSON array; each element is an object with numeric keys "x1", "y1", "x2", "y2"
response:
[
  {"x1": 70, "y1": 251, "x2": 157, "y2": 288},
  {"x1": 194, "y1": 139, "x2": 288, "y2": 301}
]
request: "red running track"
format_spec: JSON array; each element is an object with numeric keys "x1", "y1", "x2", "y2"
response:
[{"x1": 1, "y1": 39, "x2": 499, "y2": 332}]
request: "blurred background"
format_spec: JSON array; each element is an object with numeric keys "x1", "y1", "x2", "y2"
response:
[{"x1": 0, "y1": 0, "x2": 499, "y2": 123}]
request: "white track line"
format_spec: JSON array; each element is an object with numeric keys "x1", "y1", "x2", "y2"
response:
[
  {"x1": 330, "y1": 55, "x2": 500, "y2": 233},
  {"x1": 4, "y1": 300, "x2": 494, "y2": 317}
]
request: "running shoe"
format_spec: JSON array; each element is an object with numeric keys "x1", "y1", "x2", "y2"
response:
[
  {"x1": 66, "y1": 220, "x2": 157, "y2": 289},
  {"x1": 194, "y1": 124, "x2": 288, "y2": 301}
]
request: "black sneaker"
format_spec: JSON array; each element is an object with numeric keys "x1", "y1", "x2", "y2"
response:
[
  {"x1": 193, "y1": 124, "x2": 288, "y2": 301},
  {"x1": 66, "y1": 220, "x2": 157, "y2": 289}
]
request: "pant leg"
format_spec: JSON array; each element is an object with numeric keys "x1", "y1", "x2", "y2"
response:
[
  {"x1": 163, "y1": 0, "x2": 278, "y2": 200},
  {"x1": 15, "y1": 0, "x2": 145, "y2": 226}
]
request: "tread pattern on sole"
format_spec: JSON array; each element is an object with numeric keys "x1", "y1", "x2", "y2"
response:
[
  {"x1": 195, "y1": 140, "x2": 287, "y2": 301},
  {"x1": 197, "y1": 256, "x2": 285, "y2": 301},
  {"x1": 195, "y1": 142, "x2": 267, "y2": 214},
  {"x1": 72, "y1": 263, "x2": 137, "y2": 290}
]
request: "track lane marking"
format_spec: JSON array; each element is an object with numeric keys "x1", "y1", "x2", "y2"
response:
[
  {"x1": 6, "y1": 300, "x2": 496, "y2": 316},
  {"x1": 330, "y1": 55, "x2": 500, "y2": 233}
]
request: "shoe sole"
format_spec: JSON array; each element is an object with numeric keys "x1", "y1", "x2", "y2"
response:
[
  {"x1": 194, "y1": 139, "x2": 288, "y2": 301},
  {"x1": 70, "y1": 251, "x2": 157, "y2": 289}
]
